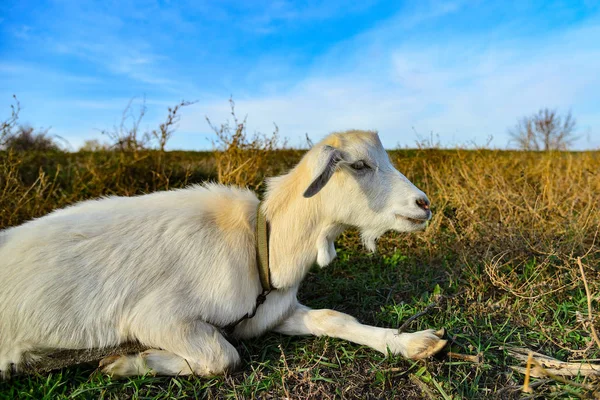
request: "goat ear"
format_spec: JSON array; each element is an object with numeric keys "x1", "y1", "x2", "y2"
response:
[{"x1": 303, "y1": 145, "x2": 344, "y2": 198}]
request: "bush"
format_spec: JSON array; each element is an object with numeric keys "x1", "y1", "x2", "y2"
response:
[
  {"x1": 3, "y1": 125, "x2": 61, "y2": 152},
  {"x1": 509, "y1": 108, "x2": 577, "y2": 151}
]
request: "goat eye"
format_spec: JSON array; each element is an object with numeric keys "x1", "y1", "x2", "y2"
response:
[{"x1": 351, "y1": 161, "x2": 367, "y2": 170}]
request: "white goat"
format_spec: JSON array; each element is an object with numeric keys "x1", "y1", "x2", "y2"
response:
[{"x1": 0, "y1": 130, "x2": 446, "y2": 377}]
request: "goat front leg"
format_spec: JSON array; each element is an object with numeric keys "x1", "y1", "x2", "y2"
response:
[{"x1": 274, "y1": 304, "x2": 446, "y2": 359}]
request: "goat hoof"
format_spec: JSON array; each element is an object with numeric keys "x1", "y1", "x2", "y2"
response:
[
  {"x1": 98, "y1": 355, "x2": 121, "y2": 369},
  {"x1": 405, "y1": 328, "x2": 448, "y2": 360},
  {"x1": 100, "y1": 353, "x2": 154, "y2": 378},
  {"x1": 99, "y1": 354, "x2": 139, "y2": 378}
]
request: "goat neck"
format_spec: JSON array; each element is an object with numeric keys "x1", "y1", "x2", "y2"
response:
[{"x1": 262, "y1": 160, "x2": 341, "y2": 289}]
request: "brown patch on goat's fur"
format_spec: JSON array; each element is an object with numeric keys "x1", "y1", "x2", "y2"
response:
[
  {"x1": 200, "y1": 188, "x2": 257, "y2": 244},
  {"x1": 213, "y1": 199, "x2": 254, "y2": 235},
  {"x1": 321, "y1": 134, "x2": 343, "y2": 149},
  {"x1": 325, "y1": 130, "x2": 379, "y2": 149}
]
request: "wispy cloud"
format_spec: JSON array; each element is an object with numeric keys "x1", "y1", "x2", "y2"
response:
[
  {"x1": 11, "y1": 25, "x2": 32, "y2": 40},
  {"x1": 178, "y1": 7, "x2": 600, "y2": 150},
  {"x1": 3, "y1": 1, "x2": 185, "y2": 92},
  {"x1": 0, "y1": 62, "x2": 102, "y2": 84},
  {"x1": 49, "y1": 37, "x2": 179, "y2": 88}
]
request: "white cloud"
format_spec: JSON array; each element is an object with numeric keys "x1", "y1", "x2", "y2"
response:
[{"x1": 177, "y1": 13, "x2": 600, "y2": 150}]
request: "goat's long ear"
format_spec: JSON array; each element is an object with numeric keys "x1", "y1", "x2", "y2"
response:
[{"x1": 303, "y1": 145, "x2": 344, "y2": 198}]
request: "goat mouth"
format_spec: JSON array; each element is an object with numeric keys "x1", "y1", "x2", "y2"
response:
[{"x1": 395, "y1": 214, "x2": 428, "y2": 224}]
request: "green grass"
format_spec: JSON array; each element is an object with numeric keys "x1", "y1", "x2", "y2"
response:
[{"x1": 2, "y1": 231, "x2": 597, "y2": 399}]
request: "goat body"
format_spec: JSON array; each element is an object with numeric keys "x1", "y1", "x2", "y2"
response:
[{"x1": 0, "y1": 130, "x2": 446, "y2": 377}]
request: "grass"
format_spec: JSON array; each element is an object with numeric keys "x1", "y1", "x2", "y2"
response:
[{"x1": 1, "y1": 147, "x2": 599, "y2": 399}]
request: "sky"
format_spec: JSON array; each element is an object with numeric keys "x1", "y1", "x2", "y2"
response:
[{"x1": 1, "y1": 0, "x2": 599, "y2": 150}]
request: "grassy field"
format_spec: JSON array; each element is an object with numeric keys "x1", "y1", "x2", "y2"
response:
[{"x1": 0, "y1": 147, "x2": 599, "y2": 399}]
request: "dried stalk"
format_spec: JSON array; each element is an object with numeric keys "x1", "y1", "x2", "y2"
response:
[
  {"x1": 507, "y1": 347, "x2": 600, "y2": 377},
  {"x1": 577, "y1": 257, "x2": 600, "y2": 350}
]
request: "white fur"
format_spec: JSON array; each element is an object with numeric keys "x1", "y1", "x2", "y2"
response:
[{"x1": 0, "y1": 130, "x2": 445, "y2": 377}]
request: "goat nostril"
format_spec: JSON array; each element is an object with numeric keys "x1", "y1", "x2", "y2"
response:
[{"x1": 416, "y1": 198, "x2": 430, "y2": 211}]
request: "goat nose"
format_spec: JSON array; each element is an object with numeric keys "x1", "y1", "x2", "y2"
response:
[{"x1": 416, "y1": 197, "x2": 430, "y2": 211}]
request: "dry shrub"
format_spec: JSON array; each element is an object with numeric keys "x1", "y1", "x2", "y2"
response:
[
  {"x1": 0, "y1": 151, "x2": 60, "y2": 227},
  {"x1": 3, "y1": 125, "x2": 62, "y2": 152},
  {"x1": 101, "y1": 98, "x2": 194, "y2": 156},
  {"x1": 207, "y1": 99, "x2": 283, "y2": 191},
  {"x1": 1, "y1": 95, "x2": 20, "y2": 147}
]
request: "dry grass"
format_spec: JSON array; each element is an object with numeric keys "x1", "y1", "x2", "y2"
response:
[
  {"x1": 0, "y1": 150, "x2": 214, "y2": 227},
  {"x1": 395, "y1": 149, "x2": 599, "y2": 261},
  {"x1": 394, "y1": 149, "x2": 600, "y2": 352}
]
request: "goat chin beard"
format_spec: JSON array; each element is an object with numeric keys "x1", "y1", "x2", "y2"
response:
[
  {"x1": 360, "y1": 229, "x2": 386, "y2": 253},
  {"x1": 360, "y1": 222, "x2": 420, "y2": 252}
]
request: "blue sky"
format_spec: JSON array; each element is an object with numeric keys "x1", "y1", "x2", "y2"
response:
[{"x1": 1, "y1": 0, "x2": 599, "y2": 150}]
